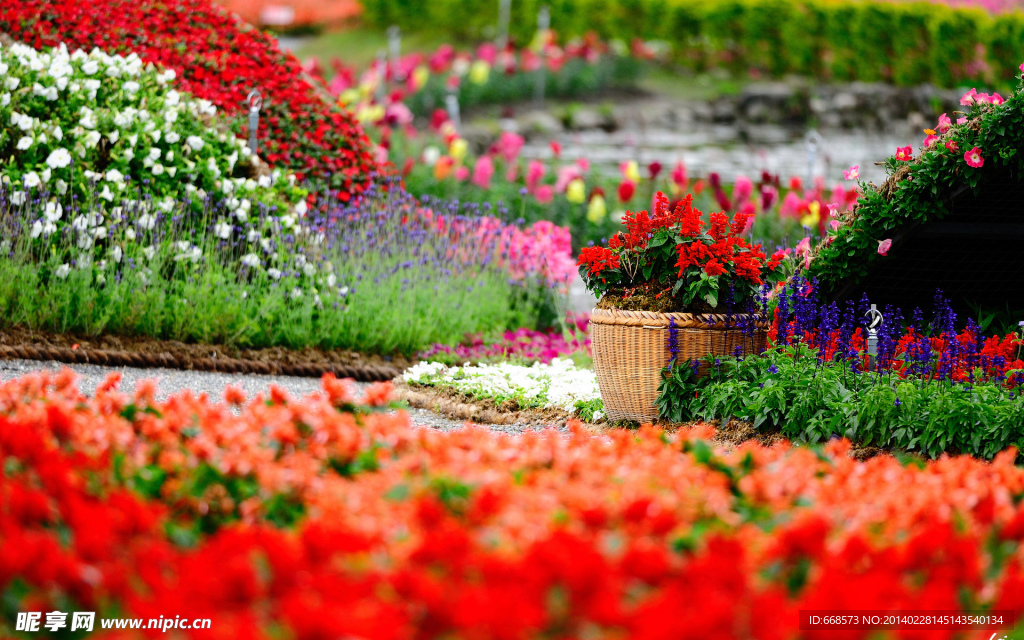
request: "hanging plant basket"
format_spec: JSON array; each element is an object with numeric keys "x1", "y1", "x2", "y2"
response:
[{"x1": 589, "y1": 307, "x2": 768, "y2": 422}]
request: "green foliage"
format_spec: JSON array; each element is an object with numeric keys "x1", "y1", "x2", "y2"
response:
[
  {"x1": 657, "y1": 346, "x2": 1024, "y2": 459},
  {"x1": 360, "y1": 0, "x2": 1024, "y2": 88},
  {"x1": 808, "y1": 72, "x2": 1024, "y2": 298}
]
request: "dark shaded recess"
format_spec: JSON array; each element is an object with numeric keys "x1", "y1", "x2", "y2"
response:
[{"x1": 829, "y1": 170, "x2": 1024, "y2": 316}]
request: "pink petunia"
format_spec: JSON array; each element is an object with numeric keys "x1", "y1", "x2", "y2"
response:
[
  {"x1": 937, "y1": 113, "x2": 952, "y2": 133},
  {"x1": 1020, "y1": 61, "x2": 1024, "y2": 74},
  {"x1": 829, "y1": 219, "x2": 841, "y2": 231},
  {"x1": 826, "y1": 203, "x2": 839, "y2": 218},
  {"x1": 923, "y1": 134, "x2": 938, "y2": 148},
  {"x1": 877, "y1": 238, "x2": 892, "y2": 256},
  {"x1": 957, "y1": 117, "x2": 968, "y2": 125},
  {"x1": 990, "y1": 93, "x2": 1005, "y2": 105},
  {"x1": 960, "y1": 88, "x2": 977, "y2": 106},
  {"x1": 974, "y1": 92, "x2": 992, "y2": 105},
  {"x1": 795, "y1": 236, "x2": 811, "y2": 256},
  {"x1": 843, "y1": 165, "x2": 860, "y2": 180},
  {"x1": 945, "y1": 140, "x2": 958, "y2": 153},
  {"x1": 964, "y1": 146, "x2": 984, "y2": 168},
  {"x1": 895, "y1": 146, "x2": 913, "y2": 162}
]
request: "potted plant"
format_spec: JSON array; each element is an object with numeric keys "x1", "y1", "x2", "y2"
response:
[{"x1": 577, "y1": 192, "x2": 787, "y2": 421}]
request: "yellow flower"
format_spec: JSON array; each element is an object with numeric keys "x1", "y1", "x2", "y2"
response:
[
  {"x1": 449, "y1": 138, "x2": 468, "y2": 164},
  {"x1": 355, "y1": 104, "x2": 384, "y2": 125},
  {"x1": 622, "y1": 160, "x2": 640, "y2": 184},
  {"x1": 566, "y1": 178, "x2": 586, "y2": 204},
  {"x1": 469, "y1": 60, "x2": 490, "y2": 85},
  {"x1": 412, "y1": 65, "x2": 429, "y2": 91},
  {"x1": 338, "y1": 89, "x2": 361, "y2": 106},
  {"x1": 800, "y1": 200, "x2": 821, "y2": 228},
  {"x1": 586, "y1": 194, "x2": 607, "y2": 222}
]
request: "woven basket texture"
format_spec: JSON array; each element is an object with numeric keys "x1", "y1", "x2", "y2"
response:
[{"x1": 590, "y1": 308, "x2": 767, "y2": 422}]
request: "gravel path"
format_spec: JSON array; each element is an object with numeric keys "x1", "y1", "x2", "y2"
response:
[{"x1": 0, "y1": 358, "x2": 559, "y2": 434}]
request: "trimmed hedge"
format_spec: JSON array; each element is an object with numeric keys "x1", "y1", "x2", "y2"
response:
[{"x1": 361, "y1": 0, "x2": 1024, "y2": 88}]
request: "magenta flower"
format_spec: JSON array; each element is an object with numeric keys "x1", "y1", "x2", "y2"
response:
[
  {"x1": 497, "y1": 131, "x2": 525, "y2": 164},
  {"x1": 877, "y1": 238, "x2": 892, "y2": 256},
  {"x1": 964, "y1": 146, "x2": 984, "y2": 168},
  {"x1": 1020, "y1": 61, "x2": 1024, "y2": 74},
  {"x1": 895, "y1": 146, "x2": 913, "y2": 162},
  {"x1": 795, "y1": 236, "x2": 811, "y2": 256},
  {"x1": 960, "y1": 88, "x2": 977, "y2": 106},
  {"x1": 826, "y1": 203, "x2": 839, "y2": 218},
  {"x1": 455, "y1": 165, "x2": 470, "y2": 181},
  {"x1": 829, "y1": 219, "x2": 841, "y2": 231},
  {"x1": 945, "y1": 140, "x2": 959, "y2": 153},
  {"x1": 923, "y1": 134, "x2": 938, "y2": 148},
  {"x1": 937, "y1": 113, "x2": 952, "y2": 133},
  {"x1": 732, "y1": 174, "x2": 754, "y2": 203},
  {"x1": 535, "y1": 184, "x2": 554, "y2": 204},
  {"x1": 990, "y1": 93, "x2": 1005, "y2": 106},
  {"x1": 843, "y1": 165, "x2": 860, "y2": 180}
]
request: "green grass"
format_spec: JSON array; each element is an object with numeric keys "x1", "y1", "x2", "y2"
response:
[
  {"x1": 294, "y1": 24, "x2": 453, "y2": 68},
  {"x1": 638, "y1": 68, "x2": 748, "y2": 102}
]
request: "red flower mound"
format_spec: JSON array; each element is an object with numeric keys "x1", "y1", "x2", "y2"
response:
[
  {"x1": 0, "y1": 0, "x2": 376, "y2": 199},
  {"x1": 3, "y1": 370, "x2": 1024, "y2": 637}
]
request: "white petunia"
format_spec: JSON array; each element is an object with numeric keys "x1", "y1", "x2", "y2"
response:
[
  {"x1": 166, "y1": 167, "x2": 176, "y2": 177},
  {"x1": 107, "y1": 130, "x2": 119, "y2": 144},
  {"x1": 0, "y1": 93, "x2": 9, "y2": 107},
  {"x1": 147, "y1": 147, "x2": 161, "y2": 161},
  {"x1": 55, "y1": 264, "x2": 71, "y2": 279},
  {"x1": 81, "y1": 60, "x2": 98, "y2": 75},
  {"x1": 122, "y1": 80, "x2": 140, "y2": 95},
  {"x1": 327, "y1": 274, "x2": 337, "y2": 287},
  {"x1": 150, "y1": 129, "x2": 161, "y2": 142},
  {"x1": 246, "y1": 229, "x2": 260, "y2": 243},
  {"x1": 22, "y1": 172, "x2": 41, "y2": 189},
  {"x1": 16, "y1": 136, "x2": 33, "y2": 150},
  {"x1": 92, "y1": 225, "x2": 108, "y2": 239},
  {"x1": 40, "y1": 168, "x2": 50, "y2": 184},
  {"x1": 138, "y1": 214, "x2": 156, "y2": 230},
  {"x1": 241, "y1": 253, "x2": 260, "y2": 268},
  {"x1": 303, "y1": 263, "x2": 316, "y2": 277},
  {"x1": 52, "y1": 125, "x2": 62, "y2": 141},
  {"x1": 142, "y1": 245, "x2": 156, "y2": 260},
  {"x1": 185, "y1": 135, "x2": 204, "y2": 151},
  {"x1": 164, "y1": 131, "x2": 180, "y2": 144},
  {"x1": 125, "y1": 228, "x2": 136, "y2": 241},
  {"x1": 4, "y1": 77, "x2": 19, "y2": 90},
  {"x1": 105, "y1": 169, "x2": 123, "y2": 184},
  {"x1": 30, "y1": 220, "x2": 43, "y2": 239},
  {"x1": 105, "y1": 64, "x2": 122, "y2": 78},
  {"x1": 18, "y1": 115, "x2": 34, "y2": 132},
  {"x1": 111, "y1": 246, "x2": 123, "y2": 263},
  {"x1": 151, "y1": 163, "x2": 164, "y2": 176},
  {"x1": 11, "y1": 191, "x2": 26, "y2": 206},
  {"x1": 214, "y1": 220, "x2": 232, "y2": 239},
  {"x1": 98, "y1": 185, "x2": 113, "y2": 201},
  {"x1": 79, "y1": 108, "x2": 97, "y2": 129},
  {"x1": 267, "y1": 268, "x2": 282, "y2": 280},
  {"x1": 295, "y1": 200, "x2": 308, "y2": 217},
  {"x1": 44, "y1": 202, "x2": 62, "y2": 222},
  {"x1": 257, "y1": 175, "x2": 271, "y2": 188},
  {"x1": 55, "y1": 179, "x2": 68, "y2": 195},
  {"x1": 84, "y1": 131, "x2": 101, "y2": 148}
]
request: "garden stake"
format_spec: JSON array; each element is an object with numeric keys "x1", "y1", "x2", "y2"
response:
[
  {"x1": 246, "y1": 89, "x2": 262, "y2": 156},
  {"x1": 387, "y1": 25, "x2": 402, "y2": 82},
  {"x1": 866, "y1": 303, "x2": 883, "y2": 371},
  {"x1": 534, "y1": 5, "x2": 549, "y2": 107}
]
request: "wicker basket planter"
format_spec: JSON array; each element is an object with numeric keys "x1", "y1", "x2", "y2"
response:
[{"x1": 590, "y1": 308, "x2": 768, "y2": 422}]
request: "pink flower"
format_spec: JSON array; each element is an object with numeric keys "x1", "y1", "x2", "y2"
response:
[
  {"x1": 895, "y1": 146, "x2": 913, "y2": 162},
  {"x1": 990, "y1": 93, "x2": 1005, "y2": 105},
  {"x1": 526, "y1": 160, "x2": 546, "y2": 194},
  {"x1": 945, "y1": 140, "x2": 959, "y2": 153},
  {"x1": 550, "y1": 140, "x2": 562, "y2": 158},
  {"x1": 957, "y1": 117, "x2": 967, "y2": 125},
  {"x1": 803, "y1": 254, "x2": 812, "y2": 270},
  {"x1": 923, "y1": 134, "x2": 939, "y2": 148},
  {"x1": 576, "y1": 158, "x2": 591, "y2": 173},
  {"x1": 671, "y1": 161, "x2": 688, "y2": 189},
  {"x1": 877, "y1": 238, "x2": 892, "y2": 256},
  {"x1": 826, "y1": 203, "x2": 839, "y2": 218},
  {"x1": 937, "y1": 113, "x2": 952, "y2": 133},
  {"x1": 843, "y1": 165, "x2": 860, "y2": 180},
  {"x1": 780, "y1": 192, "x2": 802, "y2": 219},
  {"x1": 738, "y1": 202, "x2": 756, "y2": 234},
  {"x1": 829, "y1": 219, "x2": 841, "y2": 231},
  {"x1": 535, "y1": 185, "x2": 554, "y2": 203},
  {"x1": 1020, "y1": 61, "x2": 1024, "y2": 74},
  {"x1": 974, "y1": 92, "x2": 992, "y2": 105},
  {"x1": 795, "y1": 236, "x2": 811, "y2": 256},
  {"x1": 497, "y1": 131, "x2": 524, "y2": 164},
  {"x1": 964, "y1": 146, "x2": 984, "y2": 168},
  {"x1": 554, "y1": 165, "x2": 581, "y2": 193},
  {"x1": 959, "y1": 88, "x2": 977, "y2": 106},
  {"x1": 471, "y1": 156, "x2": 494, "y2": 188},
  {"x1": 455, "y1": 166, "x2": 470, "y2": 181},
  {"x1": 733, "y1": 175, "x2": 753, "y2": 204}
]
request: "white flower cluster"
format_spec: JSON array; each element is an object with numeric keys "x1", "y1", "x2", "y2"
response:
[
  {"x1": 403, "y1": 358, "x2": 602, "y2": 414},
  {"x1": 0, "y1": 41, "x2": 304, "y2": 239}
]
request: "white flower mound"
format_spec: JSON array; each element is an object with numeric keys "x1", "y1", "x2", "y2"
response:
[{"x1": 403, "y1": 358, "x2": 602, "y2": 416}]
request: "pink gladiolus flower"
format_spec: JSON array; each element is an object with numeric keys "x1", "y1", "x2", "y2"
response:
[
  {"x1": 497, "y1": 131, "x2": 524, "y2": 164},
  {"x1": 795, "y1": 236, "x2": 811, "y2": 256},
  {"x1": 471, "y1": 156, "x2": 494, "y2": 189},
  {"x1": 761, "y1": 185, "x2": 778, "y2": 211},
  {"x1": 843, "y1": 165, "x2": 860, "y2": 180},
  {"x1": 526, "y1": 160, "x2": 546, "y2": 194},
  {"x1": 455, "y1": 166, "x2": 470, "y2": 181},
  {"x1": 960, "y1": 88, "x2": 977, "y2": 106},
  {"x1": 733, "y1": 175, "x2": 754, "y2": 204},
  {"x1": 877, "y1": 238, "x2": 892, "y2": 256},
  {"x1": 535, "y1": 185, "x2": 554, "y2": 203},
  {"x1": 964, "y1": 146, "x2": 984, "y2": 168},
  {"x1": 923, "y1": 134, "x2": 939, "y2": 148},
  {"x1": 895, "y1": 146, "x2": 913, "y2": 162},
  {"x1": 937, "y1": 113, "x2": 952, "y2": 133},
  {"x1": 945, "y1": 140, "x2": 959, "y2": 153},
  {"x1": 739, "y1": 202, "x2": 756, "y2": 234},
  {"x1": 671, "y1": 161, "x2": 688, "y2": 189}
]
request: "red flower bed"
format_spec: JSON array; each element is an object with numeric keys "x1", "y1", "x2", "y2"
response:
[
  {"x1": 3, "y1": 369, "x2": 1024, "y2": 637},
  {"x1": 0, "y1": 0, "x2": 376, "y2": 198}
]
